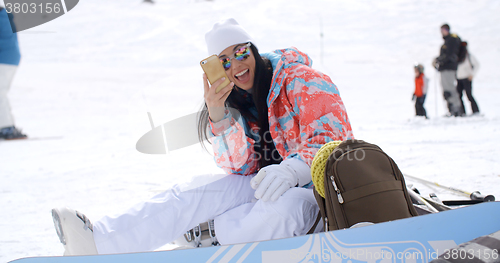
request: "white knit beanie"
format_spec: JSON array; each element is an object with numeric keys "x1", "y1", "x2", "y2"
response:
[{"x1": 205, "y1": 18, "x2": 254, "y2": 56}]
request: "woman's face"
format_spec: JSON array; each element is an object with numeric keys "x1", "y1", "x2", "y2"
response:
[{"x1": 219, "y1": 43, "x2": 256, "y2": 91}]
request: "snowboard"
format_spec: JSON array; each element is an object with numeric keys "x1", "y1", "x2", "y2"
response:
[{"x1": 10, "y1": 202, "x2": 500, "y2": 263}]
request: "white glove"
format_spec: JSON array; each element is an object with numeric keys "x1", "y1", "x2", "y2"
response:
[{"x1": 250, "y1": 158, "x2": 311, "y2": 202}]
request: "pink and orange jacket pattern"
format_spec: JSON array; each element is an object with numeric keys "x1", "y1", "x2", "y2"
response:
[{"x1": 209, "y1": 47, "x2": 353, "y2": 176}]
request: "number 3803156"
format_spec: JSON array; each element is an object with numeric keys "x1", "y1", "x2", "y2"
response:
[{"x1": 5, "y1": 2, "x2": 62, "y2": 14}]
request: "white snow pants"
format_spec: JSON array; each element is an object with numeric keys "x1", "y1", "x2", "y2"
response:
[
  {"x1": 0, "y1": 64, "x2": 17, "y2": 128},
  {"x1": 93, "y1": 174, "x2": 321, "y2": 254}
]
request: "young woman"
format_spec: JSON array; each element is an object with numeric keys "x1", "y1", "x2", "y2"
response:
[
  {"x1": 52, "y1": 18, "x2": 353, "y2": 255},
  {"x1": 456, "y1": 42, "x2": 480, "y2": 115}
]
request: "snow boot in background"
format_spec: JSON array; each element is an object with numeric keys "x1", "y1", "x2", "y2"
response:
[
  {"x1": 51, "y1": 207, "x2": 98, "y2": 255},
  {"x1": 0, "y1": 126, "x2": 27, "y2": 140}
]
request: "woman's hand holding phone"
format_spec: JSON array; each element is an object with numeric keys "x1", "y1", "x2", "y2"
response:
[{"x1": 203, "y1": 73, "x2": 234, "y2": 123}]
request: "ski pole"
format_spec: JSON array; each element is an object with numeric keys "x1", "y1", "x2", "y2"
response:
[
  {"x1": 434, "y1": 69, "x2": 439, "y2": 118},
  {"x1": 319, "y1": 16, "x2": 324, "y2": 65},
  {"x1": 404, "y1": 174, "x2": 495, "y2": 202}
]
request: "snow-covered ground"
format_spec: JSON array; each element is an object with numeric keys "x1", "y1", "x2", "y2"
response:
[{"x1": 1, "y1": 0, "x2": 499, "y2": 261}]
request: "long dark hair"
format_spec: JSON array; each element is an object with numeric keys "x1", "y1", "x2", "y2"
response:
[{"x1": 197, "y1": 43, "x2": 282, "y2": 170}]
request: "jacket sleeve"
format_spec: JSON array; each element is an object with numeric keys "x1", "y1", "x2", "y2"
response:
[
  {"x1": 280, "y1": 66, "x2": 353, "y2": 166},
  {"x1": 209, "y1": 109, "x2": 259, "y2": 175}
]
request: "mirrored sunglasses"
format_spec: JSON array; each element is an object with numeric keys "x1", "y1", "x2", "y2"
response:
[{"x1": 219, "y1": 43, "x2": 252, "y2": 71}]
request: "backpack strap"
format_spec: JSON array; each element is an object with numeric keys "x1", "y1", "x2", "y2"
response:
[
  {"x1": 468, "y1": 54, "x2": 474, "y2": 70},
  {"x1": 307, "y1": 212, "x2": 322, "y2": 235}
]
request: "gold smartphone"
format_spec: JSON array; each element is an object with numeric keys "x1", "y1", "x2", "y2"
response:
[{"x1": 200, "y1": 55, "x2": 231, "y2": 93}]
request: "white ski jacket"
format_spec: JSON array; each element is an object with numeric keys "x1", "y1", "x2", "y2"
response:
[{"x1": 457, "y1": 53, "x2": 480, "y2": 80}]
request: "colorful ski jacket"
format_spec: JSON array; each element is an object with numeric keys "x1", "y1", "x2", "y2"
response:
[
  {"x1": 414, "y1": 73, "x2": 428, "y2": 98},
  {"x1": 209, "y1": 47, "x2": 353, "y2": 175}
]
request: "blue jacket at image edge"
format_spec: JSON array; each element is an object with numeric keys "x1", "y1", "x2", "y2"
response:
[{"x1": 0, "y1": 8, "x2": 21, "y2": 65}]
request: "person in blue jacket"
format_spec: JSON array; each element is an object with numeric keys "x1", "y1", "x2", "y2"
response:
[{"x1": 0, "y1": 7, "x2": 27, "y2": 140}]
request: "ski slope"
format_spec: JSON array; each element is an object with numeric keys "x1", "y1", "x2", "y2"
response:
[{"x1": 1, "y1": 0, "x2": 499, "y2": 262}]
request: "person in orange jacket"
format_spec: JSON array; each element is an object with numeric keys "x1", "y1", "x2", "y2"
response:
[{"x1": 412, "y1": 64, "x2": 428, "y2": 118}]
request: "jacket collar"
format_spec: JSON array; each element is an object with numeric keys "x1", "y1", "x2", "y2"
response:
[{"x1": 261, "y1": 47, "x2": 313, "y2": 106}]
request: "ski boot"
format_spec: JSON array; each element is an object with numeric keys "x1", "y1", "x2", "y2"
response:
[
  {"x1": 173, "y1": 219, "x2": 220, "y2": 249},
  {"x1": 51, "y1": 207, "x2": 98, "y2": 255},
  {"x1": 0, "y1": 126, "x2": 27, "y2": 140}
]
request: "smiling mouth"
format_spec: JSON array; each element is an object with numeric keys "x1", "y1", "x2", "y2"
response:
[{"x1": 235, "y1": 69, "x2": 249, "y2": 78}]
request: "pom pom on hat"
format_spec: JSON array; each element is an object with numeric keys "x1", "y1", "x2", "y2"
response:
[{"x1": 205, "y1": 18, "x2": 254, "y2": 56}]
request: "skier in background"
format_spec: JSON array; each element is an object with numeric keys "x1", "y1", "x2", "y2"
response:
[
  {"x1": 432, "y1": 23, "x2": 463, "y2": 117},
  {"x1": 52, "y1": 18, "x2": 353, "y2": 255},
  {"x1": 0, "y1": 7, "x2": 27, "y2": 139},
  {"x1": 456, "y1": 41, "x2": 481, "y2": 116},
  {"x1": 412, "y1": 63, "x2": 428, "y2": 118}
]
